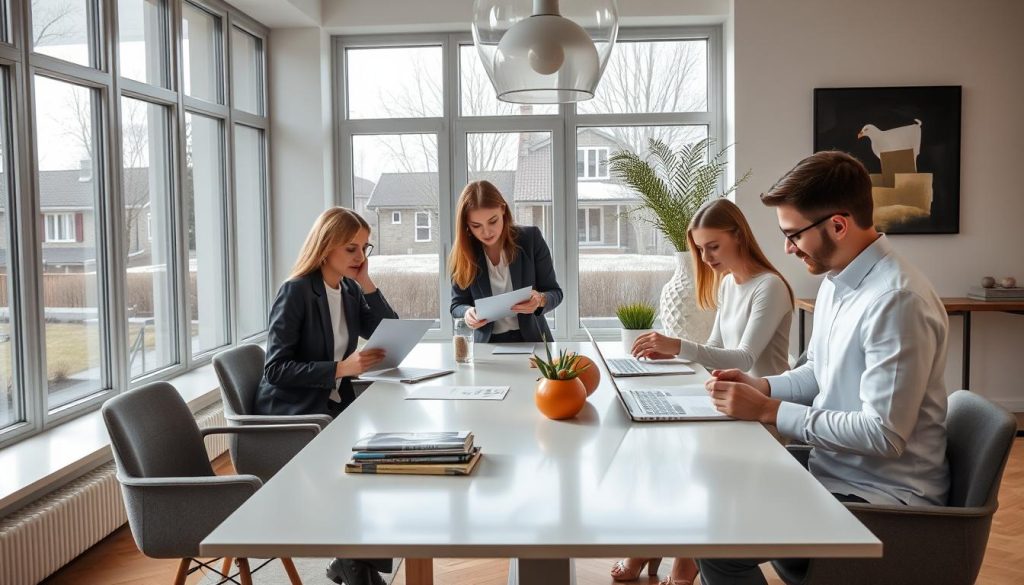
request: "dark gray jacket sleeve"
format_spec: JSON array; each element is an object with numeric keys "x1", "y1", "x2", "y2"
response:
[
  {"x1": 357, "y1": 287, "x2": 400, "y2": 338},
  {"x1": 528, "y1": 227, "x2": 562, "y2": 316},
  {"x1": 450, "y1": 281, "x2": 474, "y2": 319},
  {"x1": 263, "y1": 281, "x2": 335, "y2": 390}
]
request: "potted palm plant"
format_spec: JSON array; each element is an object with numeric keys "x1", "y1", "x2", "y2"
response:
[
  {"x1": 615, "y1": 302, "x2": 656, "y2": 354},
  {"x1": 609, "y1": 137, "x2": 749, "y2": 341}
]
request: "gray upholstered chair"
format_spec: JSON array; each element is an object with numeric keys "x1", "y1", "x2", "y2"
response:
[
  {"x1": 775, "y1": 390, "x2": 1016, "y2": 585},
  {"x1": 213, "y1": 344, "x2": 332, "y2": 427},
  {"x1": 103, "y1": 382, "x2": 314, "y2": 585},
  {"x1": 213, "y1": 344, "x2": 331, "y2": 482}
]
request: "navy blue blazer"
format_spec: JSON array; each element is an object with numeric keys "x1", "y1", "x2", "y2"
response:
[
  {"x1": 255, "y1": 269, "x2": 398, "y2": 417},
  {"x1": 450, "y1": 225, "x2": 563, "y2": 342}
]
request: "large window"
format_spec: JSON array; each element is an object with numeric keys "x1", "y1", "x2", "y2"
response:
[
  {"x1": 233, "y1": 124, "x2": 268, "y2": 339},
  {"x1": 0, "y1": 67, "x2": 19, "y2": 431},
  {"x1": 34, "y1": 75, "x2": 105, "y2": 410},
  {"x1": 337, "y1": 30, "x2": 720, "y2": 338},
  {"x1": 122, "y1": 97, "x2": 176, "y2": 378},
  {"x1": 30, "y1": 0, "x2": 98, "y2": 67},
  {"x1": 1, "y1": 0, "x2": 270, "y2": 447},
  {"x1": 184, "y1": 112, "x2": 228, "y2": 356},
  {"x1": 118, "y1": 0, "x2": 170, "y2": 87}
]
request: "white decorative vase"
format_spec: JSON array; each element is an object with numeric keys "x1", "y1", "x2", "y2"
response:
[
  {"x1": 659, "y1": 252, "x2": 714, "y2": 342},
  {"x1": 620, "y1": 328, "x2": 653, "y2": 354}
]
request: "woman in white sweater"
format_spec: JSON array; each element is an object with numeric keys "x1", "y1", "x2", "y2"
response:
[{"x1": 610, "y1": 199, "x2": 794, "y2": 585}]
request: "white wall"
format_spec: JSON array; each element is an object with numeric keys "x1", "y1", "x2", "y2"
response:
[
  {"x1": 732, "y1": 0, "x2": 1024, "y2": 409},
  {"x1": 269, "y1": 27, "x2": 336, "y2": 285}
]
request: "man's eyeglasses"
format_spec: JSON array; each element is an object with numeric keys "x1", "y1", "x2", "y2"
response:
[{"x1": 781, "y1": 212, "x2": 850, "y2": 245}]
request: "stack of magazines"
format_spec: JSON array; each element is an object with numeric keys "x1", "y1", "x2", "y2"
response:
[
  {"x1": 345, "y1": 431, "x2": 482, "y2": 476},
  {"x1": 967, "y1": 286, "x2": 1024, "y2": 301}
]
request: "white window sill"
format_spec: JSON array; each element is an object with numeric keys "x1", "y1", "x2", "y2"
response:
[{"x1": 0, "y1": 364, "x2": 224, "y2": 517}]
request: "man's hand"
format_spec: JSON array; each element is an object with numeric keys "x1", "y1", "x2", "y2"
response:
[{"x1": 705, "y1": 378, "x2": 780, "y2": 424}]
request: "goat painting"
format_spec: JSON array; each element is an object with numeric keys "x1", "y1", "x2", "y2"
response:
[{"x1": 814, "y1": 86, "x2": 961, "y2": 234}]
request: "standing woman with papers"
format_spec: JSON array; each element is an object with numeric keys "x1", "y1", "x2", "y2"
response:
[
  {"x1": 255, "y1": 207, "x2": 397, "y2": 585},
  {"x1": 610, "y1": 198, "x2": 793, "y2": 585},
  {"x1": 449, "y1": 180, "x2": 563, "y2": 342}
]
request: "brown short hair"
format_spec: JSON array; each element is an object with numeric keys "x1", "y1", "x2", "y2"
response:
[{"x1": 760, "y1": 151, "x2": 874, "y2": 228}]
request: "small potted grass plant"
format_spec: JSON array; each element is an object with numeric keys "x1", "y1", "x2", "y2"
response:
[
  {"x1": 530, "y1": 338, "x2": 589, "y2": 420},
  {"x1": 616, "y1": 302, "x2": 657, "y2": 354}
]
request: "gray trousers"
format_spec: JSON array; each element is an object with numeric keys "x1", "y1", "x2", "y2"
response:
[{"x1": 697, "y1": 493, "x2": 867, "y2": 585}]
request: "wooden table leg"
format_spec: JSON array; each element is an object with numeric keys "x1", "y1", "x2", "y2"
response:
[
  {"x1": 280, "y1": 558, "x2": 302, "y2": 585},
  {"x1": 173, "y1": 558, "x2": 191, "y2": 585},
  {"x1": 237, "y1": 558, "x2": 254, "y2": 585},
  {"x1": 405, "y1": 558, "x2": 434, "y2": 585}
]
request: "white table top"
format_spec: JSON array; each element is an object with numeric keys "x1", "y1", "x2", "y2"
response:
[{"x1": 201, "y1": 342, "x2": 880, "y2": 559}]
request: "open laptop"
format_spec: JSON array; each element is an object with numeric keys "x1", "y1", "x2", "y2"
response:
[
  {"x1": 359, "y1": 320, "x2": 454, "y2": 383},
  {"x1": 584, "y1": 326, "x2": 728, "y2": 421},
  {"x1": 582, "y1": 326, "x2": 695, "y2": 377}
]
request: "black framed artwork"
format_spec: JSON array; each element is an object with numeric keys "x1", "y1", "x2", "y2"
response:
[{"x1": 813, "y1": 86, "x2": 962, "y2": 234}]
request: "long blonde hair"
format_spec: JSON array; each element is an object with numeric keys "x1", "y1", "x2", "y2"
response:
[
  {"x1": 686, "y1": 199, "x2": 794, "y2": 310},
  {"x1": 289, "y1": 207, "x2": 370, "y2": 280},
  {"x1": 449, "y1": 181, "x2": 518, "y2": 290}
]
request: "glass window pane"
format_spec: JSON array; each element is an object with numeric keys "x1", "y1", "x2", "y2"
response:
[
  {"x1": 466, "y1": 131, "x2": 554, "y2": 245},
  {"x1": 31, "y1": 0, "x2": 96, "y2": 67},
  {"x1": 233, "y1": 125, "x2": 267, "y2": 338},
  {"x1": 231, "y1": 27, "x2": 263, "y2": 115},
  {"x1": 577, "y1": 40, "x2": 708, "y2": 115},
  {"x1": 34, "y1": 76, "x2": 104, "y2": 408},
  {"x1": 577, "y1": 125, "x2": 708, "y2": 322},
  {"x1": 0, "y1": 68, "x2": 19, "y2": 430},
  {"x1": 346, "y1": 47, "x2": 442, "y2": 119},
  {"x1": 1, "y1": 0, "x2": 9, "y2": 44},
  {"x1": 182, "y1": 2, "x2": 221, "y2": 103},
  {"x1": 118, "y1": 0, "x2": 169, "y2": 87},
  {"x1": 184, "y1": 113, "x2": 228, "y2": 355},
  {"x1": 122, "y1": 97, "x2": 176, "y2": 378},
  {"x1": 354, "y1": 134, "x2": 439, "y2": 321},
  {"x1": 459, "y1": 45, "x2": 557, "y2": 117}
]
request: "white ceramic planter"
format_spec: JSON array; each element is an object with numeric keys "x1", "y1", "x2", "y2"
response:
[{"x1": 620, "y1": 328, "x2": 654, "y2": 354}]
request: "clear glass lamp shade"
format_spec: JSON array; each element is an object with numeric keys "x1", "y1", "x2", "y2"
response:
[{"x1": 472, "y1": 0, "x2": 619, "y2": 104}]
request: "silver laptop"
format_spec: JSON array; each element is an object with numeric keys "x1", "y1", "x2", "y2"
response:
[
  {"x1": 584, "y1": 325, "x2": 729, "y2": 422},
  {"x1": 584, "y1": 328, "x2": 695, "y2": 377}
]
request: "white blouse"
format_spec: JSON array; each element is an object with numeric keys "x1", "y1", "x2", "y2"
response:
[
  {"x1": 485, "y1": 252, "x2": 520, "y2": 334},
  {"x1": 324, "y1": 281, "x2": 349, "y2": 402}
]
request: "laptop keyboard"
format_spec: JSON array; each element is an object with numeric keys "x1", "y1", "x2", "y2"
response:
[
  {"x1": 629, "y1": 389, "x2": 686, "y2": 415},
  {"x1": 608, "y1": 357, "x2": 646, "y2": 374}
]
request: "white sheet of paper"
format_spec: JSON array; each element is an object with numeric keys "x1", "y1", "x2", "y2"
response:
[
  {"x1": 405, "y1": 386, "x2": 510, "y2": 401},
  {"x1": 490, "y1": 344, "x2": 537, "y2": 355},
  {"x1": 474, "y1": 286, "x2": 534, "y2": 322},
  {"x1": 361, "y1": 319, "x2": 433, "y2": 370}
]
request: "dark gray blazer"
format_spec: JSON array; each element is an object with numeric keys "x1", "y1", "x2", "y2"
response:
[
  {"x1": 255, "y1": 269, "x2": 398, "y2": 417},
  {"x1": 450, "y1": 225, "x2": 563, "y2": 342}
]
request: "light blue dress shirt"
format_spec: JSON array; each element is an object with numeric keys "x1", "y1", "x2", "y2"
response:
[{"x1": 767, "y1": 235, "x2": 950, "y2": 505}]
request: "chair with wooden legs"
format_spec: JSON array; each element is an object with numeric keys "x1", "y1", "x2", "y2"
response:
[{"x1": 103, "y1": 382, "x2": 318, "y2": 584}]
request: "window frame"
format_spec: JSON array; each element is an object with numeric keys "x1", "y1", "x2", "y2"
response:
[
  {"x1": 391, "y1": 210, "x2": 401, "y2": 224},
  {"x1": 333, "y1": 27, "x2": 722, "y2": 342},
  {"x1": 576, "y1": 207, "x2": 604, "y2": 246},
  {"x1": 576, "y1": 146, "x2": 610, "y2": 180},
  {"x1": 43, "y1": 212, "x2": 76, "y2": 242},
  {"x1": 0, "y1": 0, "x2": 271, "y2": 450}
]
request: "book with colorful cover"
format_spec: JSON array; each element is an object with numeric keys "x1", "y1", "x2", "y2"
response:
[
  {"x1": 352, "y1": 431, "x2": 473, "y2": 453},
  {"x1": 345, "y1": 450, "x2": 482, "y2": 476},
  {"x1": 352, "y1": 447, "x2": 479, "y2": 464}
]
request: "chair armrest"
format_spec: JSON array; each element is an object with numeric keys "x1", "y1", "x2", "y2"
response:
[
  {"x1": 117, "y1": 474, "x2": 262, "y2": 490},
  {"x1": 226, "y1": 412, "x2": 332, "y2": 429},
  {"x1": 202, "y1": 425, "x2": 320, "y2": 482},
  {"x1": 200, "y1": 424, "x2": 320, "y2": 437},
  {"x1": 786, "y1": 444, "x2": 812, "y2": 469},
  {"x1": 845, "y1": 501, "x2": 995, "y2": 520}
]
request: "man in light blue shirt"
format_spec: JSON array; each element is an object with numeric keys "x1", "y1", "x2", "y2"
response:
[{"x1": 697, "y1": 151, "x2": 950, "y2": 585}]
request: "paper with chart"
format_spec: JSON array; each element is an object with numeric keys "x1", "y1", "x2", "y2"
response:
[
  {"x1": 475, "y1": 286, "x2": 533, "y2": 322},
  {"x1": 405, "y1": 386, "x2": 510, "y2": 401}
]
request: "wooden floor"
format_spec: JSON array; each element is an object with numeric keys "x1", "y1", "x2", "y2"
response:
[{"x1": 44, "y1": 437, "x2": 1024, "y2": 585}]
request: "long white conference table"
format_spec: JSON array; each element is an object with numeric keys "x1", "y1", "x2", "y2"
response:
[{"x1": 201, "y1": 342, "x2": 880, "y2": 584}]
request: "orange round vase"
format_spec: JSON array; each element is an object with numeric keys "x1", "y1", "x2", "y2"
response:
[
  {"x1": 535, "y1": 378, "x2": 587, "y2": 420},
  {"x1": 572, "y1": 356, "x2": 601, "y2": 397}
]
